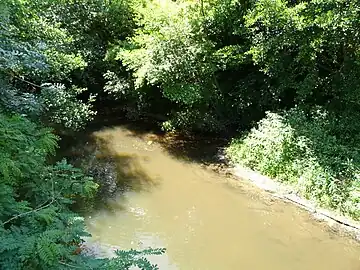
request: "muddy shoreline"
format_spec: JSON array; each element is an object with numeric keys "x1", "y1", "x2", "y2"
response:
[{"x1": 199, "y1": 148, "x2": 360, "y2": 242}]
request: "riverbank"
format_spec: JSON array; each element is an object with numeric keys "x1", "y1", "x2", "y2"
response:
[
  {"x1": 58, "y1": 117, "x2": 360, "y2": 260},
  {"x1": 69, "y1": 124, "x2": 360, "y2": 269},
  {"x1": 91, "y1": 123, "x2": 360, "y2": 241},
  {"x1": 209, "y1": 160, "x2": 360, "y2": 241},
  {"x1": 146, "y1": 132, "x2": 360, "y2": 241},
  {"x1": 205, "y1": 151, "x2": 360, "y2": 241},
  {"x1": 229, "y1": 164, "x2": 360, "y2": 240}
]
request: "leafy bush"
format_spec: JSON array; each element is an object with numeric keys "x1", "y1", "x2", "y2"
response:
[
  {"x1": 110, "y1": 0, "x2": 275, "y2": 132},
  {"x1": 108, "y1": 0, "x2": 224, "y2": 131},
  {"x1": 118, "y1": 0, "x2": 215, "y2": 95},
  {"x1": 0, "y1": 1, "x2": 165, "y2": 269},
  {"x1": 40, "y1": 83, "x2": 96, "y2": 131},
  {"x1": 227, "y1": 108, "x2": 360, "y2": 219},
  {"x1": 161, "y1": 108, "x2": 224, "y2": 133},
  {"x1": 0, "y1": 113, "x2": 90, "y2": 269},
  {"x1": 0, "y1": 77, "x2": 43, "y2": 118},
  {"x1": 245, "y1": 0, "x2": 360, "y2": 107},
  {"x1": 1, "y1": 0, "x2": 97, "y2": 131},
  {"x1": 0, "y1": 112, "x2": 164, "y2": 269}
]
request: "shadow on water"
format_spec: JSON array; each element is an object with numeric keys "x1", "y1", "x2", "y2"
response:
[
  {"x1": 58, "y1": 127, "x2": 160, "y2": 212},
  {"x1": 91, "y1": 108, "x2": 232, "y2": 163},
  {"x1": 112, "y1": 121, "x2": 230, "y2": 165},
  {"x1": 56, "y1": 112, "x2": 231, "y2": 213}
]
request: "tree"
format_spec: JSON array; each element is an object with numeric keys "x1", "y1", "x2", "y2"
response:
[{"x1": 0, "y1": 1, "x2": 164, "y2": 268}]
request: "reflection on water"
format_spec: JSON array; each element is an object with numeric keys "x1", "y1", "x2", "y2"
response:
[{"x1": 82, "y1": 126, "x2": 360, "y2": 270}]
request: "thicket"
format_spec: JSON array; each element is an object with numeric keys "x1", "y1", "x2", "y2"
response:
[
  {"x1": 224, "y1": 0, "x2": 360, "y2": 219},
  {"x1": 227, "y1": 109, "x2": 360, "y2": 219},
  {"x1": 0, "y1": 0, "x2": 163, "y2": 269}
]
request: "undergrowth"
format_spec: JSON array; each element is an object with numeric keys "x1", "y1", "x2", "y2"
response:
[{"x1": 227, "y1": 108, "x2": 360, "y2": 220}]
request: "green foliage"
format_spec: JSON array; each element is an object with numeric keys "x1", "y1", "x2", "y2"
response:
[
  {"x1": 40, "y1": 83, "x2": 96, "y2": 131},
  {"x1": 1, "y1": 0, "x2": 96, "y2": 131},
  {"x1": 101, "y1": 248, "x2": 166, "y2": 270},
  {"x1": 161, "y1": 108, "x2": 224, "y2": 132},
  {"x1": 48, "y1": 0, "x2": 135, "y2": 61},
  {"x1": 0, "y1": 0, "x2": 48, "y2": 75},
  {"x1": 0, "y1": 111, "x2": 164, "y2": 270},
  {"x1": 227, "y1": 108, "x2": 360, "y2": 219},
  {"x1": 110, "y1": 0, "x2": 273, "y2": 132},
  {"x1": 245, "y1": 0, "x2": 360, "y2": 106},
  {"x1": 0, "y1": 76, "x2": 43, "y2": 118},
  {"x1": 0, "y1": 1, "x2": 164, "y2": 269},
  {"x1": 112, "y1": 0, "x2": 360, "y2": 132},
  {"x1": 0, "y1": 0, "x2": 86, "y2": 80},
  {"x1": 223, "y1": 0, "x2": 360, "y2": 220},
  {"x1": 118, "y1": 0, "x2": 214, "y2": 100},
  {"x1": 44, "y1": 0, "x2": 136, "y2": 94},
  {"x1": 109, "y1": 0, "x2": 223, "y2": 131},
  {"x1": 0, "y1": 113, "x2": 88, "y2": 269}
]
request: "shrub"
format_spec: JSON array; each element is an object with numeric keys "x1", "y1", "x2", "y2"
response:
[
  {"x1": 0, "y1": 112, "x2": 164, "y2": 269},
  {"x1": 227, "y1": 108, "x2": 360, "y2": 219},
  {"x1": 161, "y1": 108, "x2": 224, "y2": 133},
  {"x1": 40, "y1": 83, "x2": 96, "y2": 131}
]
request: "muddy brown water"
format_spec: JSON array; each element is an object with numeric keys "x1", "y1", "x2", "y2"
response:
[{"x1": 80, "y1": 126, "x2": 360, "y2": 270}]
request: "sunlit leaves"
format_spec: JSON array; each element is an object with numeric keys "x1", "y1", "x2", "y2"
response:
[
  {"x1": 40, "y1": 83, "x2": 96, "y2": 131},
  {"x1": 117, "y1": 0, "x2": 215, "y2": 105},
  {"x1": 245, "y1": 0, "x2": 360, "y2": 105},
  {"x1": 227, "y1": 107, "x2": 360, "y2": 219},
  {"x1": 0, "y1": 1, "x2": 165, "y2": 269}
]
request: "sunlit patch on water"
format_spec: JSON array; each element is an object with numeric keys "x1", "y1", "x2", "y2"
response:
[{"x1": 128, "y1": 206, "x2": 147, "y2": 217}]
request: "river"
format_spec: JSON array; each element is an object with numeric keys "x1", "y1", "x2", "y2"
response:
[{"x1": 67, "y1": 124, "x2": 360, "y2": 270}]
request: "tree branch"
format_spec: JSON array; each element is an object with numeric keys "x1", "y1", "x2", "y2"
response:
[
  {"x1": 59, "y1": 261, "x2": 83, "y2": 269},
  {"x1": 12, "y1": 74, "x2": 43, "y2": 89},
  {"x1": 1, "y1": 199, "x2": 55, "y2": 226},
  {"x1": 2, "y1": 179, "x2": 56, "y2": 226}
]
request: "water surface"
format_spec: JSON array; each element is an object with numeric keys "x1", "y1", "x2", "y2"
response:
[{"x1": 84, "y1": 126, "x2": 360, "y2": 270}]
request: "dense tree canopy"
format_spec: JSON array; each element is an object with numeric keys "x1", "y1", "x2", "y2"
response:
[
  {"x1": 0, "y1": 0, "x2": 163, "y2": 269},
  {"x1": 1, "y1": 0, "x2": 360, "y2": 268}
]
